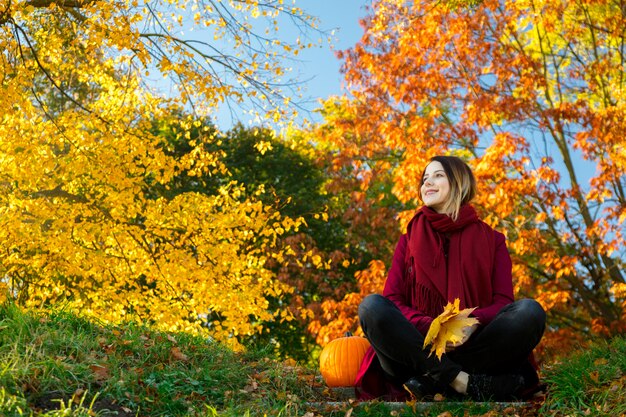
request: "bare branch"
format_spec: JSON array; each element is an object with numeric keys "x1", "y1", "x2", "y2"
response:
[
  {"x1": 12, "y1": 22, "x2": 95, "y2": 116},
  {"x1": 25, "y1": 0, "x2": 97, "y2": 8},
  {"x1": 30, "y1": 184, "x2": 88, "y2": 203}
]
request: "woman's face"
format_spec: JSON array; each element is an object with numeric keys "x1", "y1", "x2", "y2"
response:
[{"x1": 421, "y1": 161, "x2": 451, "y2": 213}]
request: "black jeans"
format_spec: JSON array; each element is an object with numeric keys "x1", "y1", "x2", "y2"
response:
[{"x1": 358, "y1": 294, "x2": 546, "y2": 386}]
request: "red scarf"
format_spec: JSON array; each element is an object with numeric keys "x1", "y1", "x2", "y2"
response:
[{"x1": 405, "y1": 205, "x2": 496, "y2": 318}]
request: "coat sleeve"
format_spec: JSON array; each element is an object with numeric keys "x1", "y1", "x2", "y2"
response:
[
  {"x1": 471, "y1": 231, "x2": 515, "y2": 325},
  {"x1": 382, "y1": 235, "x2": 434, "y2": 335}
]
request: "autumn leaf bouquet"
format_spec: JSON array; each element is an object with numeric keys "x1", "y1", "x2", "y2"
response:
[{"x1": 423, "y1": 298, "x2": 479, "y2": 360}]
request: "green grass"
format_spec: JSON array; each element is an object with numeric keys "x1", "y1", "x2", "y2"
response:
[
  {"x1": 539, "y1": 336, "x2": 626, "y2": 416},
  {"x1": 0, "y1": 302, "x2": 323, "y2": 416},
  {"x1": 1, "y1": 302, "x2": 625, "y2": 417}
]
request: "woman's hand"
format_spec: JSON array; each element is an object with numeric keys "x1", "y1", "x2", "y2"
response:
[{"x1": 445, "y1": 323, "x2": 480, "y2": 352}]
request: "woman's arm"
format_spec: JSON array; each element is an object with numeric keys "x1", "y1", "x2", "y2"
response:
[
  {"x1": 471, "y1": 231, "x2": 515, "y2": 325},
  {"x1": 382, "y1": 235, "x2": 434, "y2": 335}
]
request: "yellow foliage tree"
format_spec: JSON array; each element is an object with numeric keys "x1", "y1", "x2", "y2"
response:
[{"x1": 0, "y1": 0, "x2": 316, "y2": 348}]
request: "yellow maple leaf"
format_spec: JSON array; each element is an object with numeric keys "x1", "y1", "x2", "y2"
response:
[{"x1": 423, "y1": 298, "x2": 479, "y2": 360}]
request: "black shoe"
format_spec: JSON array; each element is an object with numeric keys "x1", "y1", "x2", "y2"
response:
[
  {"x1": 516, "y1": 359, "x2": 542, "y2": 400},
  {"x1": 466, "y1": 373, "x2": 525, "y2": 401},
  {"x1": 403, "y1": 376, "x2": 437, "y2": 400}
]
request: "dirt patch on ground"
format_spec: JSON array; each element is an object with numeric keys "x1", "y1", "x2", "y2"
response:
[{"x1": 31, "y1": 391, "x2": 134, "y2": 417}]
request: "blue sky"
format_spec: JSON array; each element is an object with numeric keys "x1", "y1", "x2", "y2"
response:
[{"x1": 290, "y1": 2, "x2": 368, "y2": 121}]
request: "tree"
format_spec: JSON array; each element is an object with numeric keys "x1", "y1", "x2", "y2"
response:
[
  {"x1": 148, "y1": 116, "x2": 331, "y2": 359},
  {"x1": 320, "y1": 0, "x2": 625, "y2": 346},
  {"x1": 302, "y1": 98, "x2": 410, "y2": 346},
  {"x1": 206, "y1": 122, "x2": 400, "y2": 359},
  {"x1": 146, "y1": 111, "x2": 397, "y2": 358},
  {"x1": 0, "y1": 0, "x2": 318, "y2": 349}
]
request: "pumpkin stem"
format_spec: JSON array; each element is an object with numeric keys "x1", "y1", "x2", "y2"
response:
[{"x1": 344, "y1": 331, "x2": 353, "y2": 337}]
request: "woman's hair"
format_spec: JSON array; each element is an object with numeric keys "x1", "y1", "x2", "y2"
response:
[{"x1": 420, "y1": 155, "x2": 476, "y2": 220}]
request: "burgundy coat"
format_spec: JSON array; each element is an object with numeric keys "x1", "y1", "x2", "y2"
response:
[{"x1": 355, "y1": 231, "x2": 515, "y2": 400}]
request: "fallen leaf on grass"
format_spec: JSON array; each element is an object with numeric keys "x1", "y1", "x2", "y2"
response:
[
  {"x1": 102, "y1": 343, "x2": 116, "y2": 353},
  {"x1": 170, "y1": 347, "x2": 188, "y2": 361},
  {"x1": 250, "y1": 371, "x2": 271, "y2": 383},
  {"x1": 90, "y1": 364, "x2": 110, "y2": 382},
  {"x1": 241, "y1": 380, "x2": 259, "y2": 393},
  {"x1": 594, "y1": 358, "x2": 608, "y2": 366},
  {"x1": 72, "y1": 388, "x2": 86, "y2": 402},
  {"x1": 423, "y1": 298, "x2": 479, "y2": 360}
]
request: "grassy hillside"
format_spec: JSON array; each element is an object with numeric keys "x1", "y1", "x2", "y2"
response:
[{"x1": 1, "y1": 303, "x2": 624, "y2": 416}]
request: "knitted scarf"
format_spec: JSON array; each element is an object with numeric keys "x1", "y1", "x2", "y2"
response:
[{"x1": 405, "y1": 205, "x2": 496, "y2": 318}]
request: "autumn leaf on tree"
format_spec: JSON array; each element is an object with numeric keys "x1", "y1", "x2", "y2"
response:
[{"x1": 423, "y1": 299, "x2": 479, "y2": 360}]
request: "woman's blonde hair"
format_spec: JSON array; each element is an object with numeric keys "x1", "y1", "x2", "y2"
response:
[{"x1": 420, "y1": 155, "x2": 476, "y2": 220}]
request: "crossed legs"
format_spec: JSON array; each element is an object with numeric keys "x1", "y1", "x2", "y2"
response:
[{"x1": 358, "y1": 294, "x2": 546, "y2": 390}]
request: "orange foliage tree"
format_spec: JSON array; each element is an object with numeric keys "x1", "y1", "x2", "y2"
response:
[
  {"x1": 0, "y1": 0, "x2": 318, "y2": 349},
  {"x1": 311, "y1": 0, "x2": 626, "y2": 349}
]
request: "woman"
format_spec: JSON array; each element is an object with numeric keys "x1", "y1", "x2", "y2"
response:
[{"x1": 355, "y1": 156, "x2": 546, "y2": 401}]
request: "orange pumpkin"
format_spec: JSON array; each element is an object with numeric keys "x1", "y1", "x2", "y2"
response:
[{"x1": 319, "y1": 332, "x2": 371, "y2": 387}]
